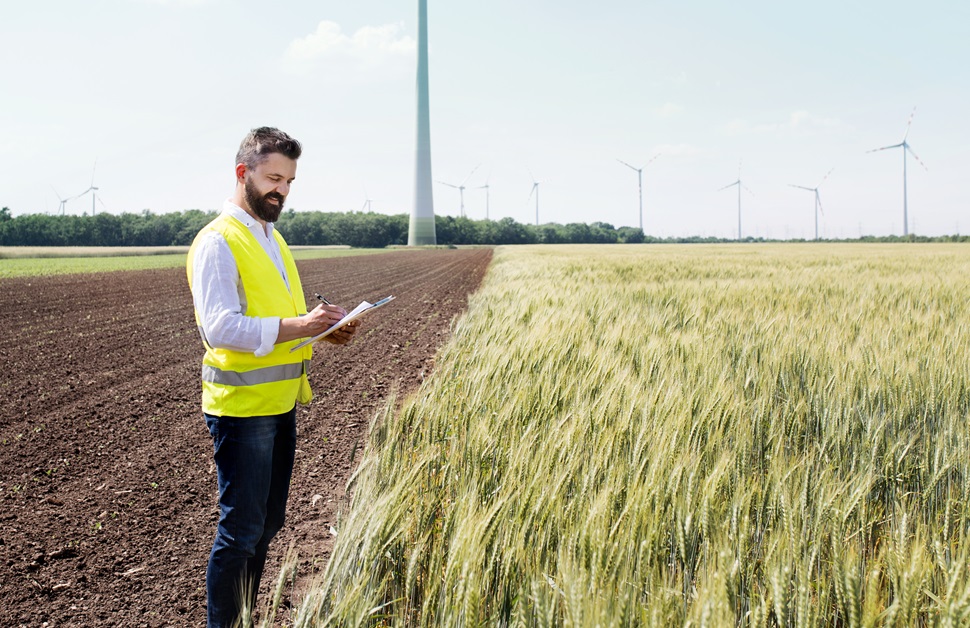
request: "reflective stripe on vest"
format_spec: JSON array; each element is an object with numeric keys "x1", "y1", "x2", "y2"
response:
[{"x1": 202, "y1": 360, "x2": 311, "y2": 387}]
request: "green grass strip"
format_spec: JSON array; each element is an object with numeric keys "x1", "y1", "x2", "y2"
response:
[{"x1": 0, "y1": 248, "x2": 391, "y2": 279}]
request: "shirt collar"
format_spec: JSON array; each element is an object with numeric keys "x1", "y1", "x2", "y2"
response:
[{"x1": 222, "y1": 199, "x2": 275, "y2": 236}]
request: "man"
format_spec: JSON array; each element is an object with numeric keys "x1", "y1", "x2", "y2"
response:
[{"x1": 186, "y1": 127, "x2": 358, "y2": 627}]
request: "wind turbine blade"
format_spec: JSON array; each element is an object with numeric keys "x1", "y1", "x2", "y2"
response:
[
  {"x1": 616, "y1": 158, "x2": 639, "y2": 171},
  {"x1": 461, "y1": 163, "x2": 482, "y2": 186},
  {"x1": 90, "y1": 158, "x2": 98, "y2": 186},
  {"x1": 527, "y1": 183, "x2": 537, "y2": 201},
  {"x1": 788, "y1": 184, "x2": 813, "y2": 192},
  {"x1": 867, "y1": 143, "x2": 903, "y2": 153},
  {"x1": 817, "y1": 191, "x2": 825, "y2": 217},
  {"x1": 436, "y1": 180, "x2": 459, "y2": 189},
  {"x1": 97, "y1": 196, "x2": 108, "y2": 211},
  {"x1": 742, "y1": 183, "x2": 755, "y2": 196},
  {"x1": 717, "y1": 181, "x2": 739, "y2": 192},
  {"x1": 902, "y1": 106, "x2": 916, "y2": 142},
  {"x1": 818, "y1": 167, "x2": 835, "y2": 187},
  {"x1": 647, "y1": 153, "x2": 661, "y2": 166},
  {"x1": 906, "y1": 144, "x2": 929, "y2": 171},
  {"x1": 50, "y1": 185, "x2": 63, "y2": 200}
]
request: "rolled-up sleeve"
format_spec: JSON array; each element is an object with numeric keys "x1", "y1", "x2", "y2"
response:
[{"x1": 191, "y1": 231, "x2": 281, "y2": 356}]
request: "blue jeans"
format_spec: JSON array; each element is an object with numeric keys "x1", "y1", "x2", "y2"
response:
[{"x1": 204, "y1": 407, "x2": 297, "y2": 628}]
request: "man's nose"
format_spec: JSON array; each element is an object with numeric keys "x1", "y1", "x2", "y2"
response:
[{"x1": 277, "y1": 181, "x2": 290, "y2": 196}]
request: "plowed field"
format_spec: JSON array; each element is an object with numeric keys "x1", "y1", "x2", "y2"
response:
[{"x1": 0, "y1": 248, "x2": 492, "y2": 626}]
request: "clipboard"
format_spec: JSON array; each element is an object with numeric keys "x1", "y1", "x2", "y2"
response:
[{"x1": 290, "y1": 295, "x2": 395, "y2": 352}]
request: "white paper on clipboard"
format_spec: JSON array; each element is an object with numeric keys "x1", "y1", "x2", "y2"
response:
[{"x1": 290, "y1": 296, "x2": 395, "y2": 352}]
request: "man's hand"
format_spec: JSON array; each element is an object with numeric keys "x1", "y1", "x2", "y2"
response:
[
  {"x1": 277, "y1": 303, "x2": 347, "y2": 344},
  {"x1": 323, "y1": 318, "x2": 359, "y2": 345}
]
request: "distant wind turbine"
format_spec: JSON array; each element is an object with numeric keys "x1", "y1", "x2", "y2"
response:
[
  {"x1": 436, "y1": 163, "x2": 481, "y2": 218},
  {"x1": 476, "y1": 176, "x2": 491, "y2": 220},
  {"x1": 717, "y1": 159, "x2": 753, "y2": 240},
  {"x1": 867, "y1": 107, "x2": 928, "y2": 236},
  {"x1": 528, "y1": 170, "x2": 541, "y2": 226},
  {"x1": 74, "y1": 160, "x2": 105, "y2": 215},
  {"x1": 361, "y1": 195, "x2": 379, "y2": 212},
  {"x1": 617, "y1": 153, "x2": 660, "y2": 232},
  {"x1": 50, "y1": 185, "x2": 80, "y2": 216},
  {"x1": 789, "y1": 168, "x2": 834, "y2": 241}
]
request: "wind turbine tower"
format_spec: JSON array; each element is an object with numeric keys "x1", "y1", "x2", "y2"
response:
[
  {"x1": 477, "y1": 177, "x2": 491, "y2": 220},
  {"x1": 75, "y1": 160, "x2": 103, "y2": 215},
  {"x1": 528, "y1": 172, "x2": 541, "y2": 226},
  {"x1": 436, "y1": 163, "x2": 480, "y2": 218},
  {"x1": 789, "y1": 168, "x2": 833, "y2": 241},
  {"x1": 408, "y1": 0, "x2": 436, "y2": 245},
  {"x1": 718, "y1": 160, "x2": 753, "y2": 240},
  {"x1": 51, "y1": 186, "x2": 73, "y2": 215},
  {"x1": 867, "y1": 107, "x2": 927, "y2": 236},
  {"x1": 617, "y1": 154, "x2": 660, "y2": 232}
]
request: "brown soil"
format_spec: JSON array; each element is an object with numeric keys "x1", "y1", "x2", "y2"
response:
[{"x1": 0, "y1": 248, "x2": 492, "y2": 627}]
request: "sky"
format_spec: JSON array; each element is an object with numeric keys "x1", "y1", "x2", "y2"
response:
[{"x1": 2, "y1": 0, "x2": 968, "y2": 239}]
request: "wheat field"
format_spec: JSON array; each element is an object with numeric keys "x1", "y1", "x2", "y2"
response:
[{"x1": 292, "y1": 243, "x2": 970, "y2": 626}]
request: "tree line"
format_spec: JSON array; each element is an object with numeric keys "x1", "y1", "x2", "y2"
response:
[
  {"x1": 0, "y1": 207, "x2": 966, "y2": 247},
  {"x1": 0, "y1": 208, "x2": 647, "y2": 247}
]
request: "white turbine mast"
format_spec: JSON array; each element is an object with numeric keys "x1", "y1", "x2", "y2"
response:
[
  {"x1": 617, "y1": 153, "x2": 660, "y2": 232},
  {"x1": 788, "y1": 168, "x2": 834, "y2": 241},
  {"x1": 436, "y1": 163, "x2": 481, "y2": 218},
  {"x1": 527, "y1": 170, "x2": 541, "y2": 226},
  {"x1": 476, "y1": 174, "x2": 491, "y2": 221},
  {"x1": 867, "y1": 106, "x2": 928, "y2": 236},
  {"x1": 50, "y1": 185, "x2": 81, "y2": 216},
  {"x1": 361, "y1": 188, "x2": 380, "y2": 212},
  {"x1": 74, "y1": 160, "x2": 105, "y2": 215},
  {"x1": 717, "y1": 159, "x2": 753, "y2": 240}
]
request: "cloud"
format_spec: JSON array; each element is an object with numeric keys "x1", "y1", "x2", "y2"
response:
[
  {"x1": 724, "y1": 111, "x2": 845, "y2": 136},
  {"x1": 283, "y1": 21, "x2": 415, "y2": 75}
]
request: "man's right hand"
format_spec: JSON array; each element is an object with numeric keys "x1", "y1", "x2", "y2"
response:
[{"x1": 277, "y1": 303, "x2": 347, "y2": 344}]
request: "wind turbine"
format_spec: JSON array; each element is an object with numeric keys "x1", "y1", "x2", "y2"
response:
[
  {"x1": 867, "y1": 107, "x2": 927, "y2": 236},
  {"x1": 74, "y1": 160, "x2": 104, "y2": 215},
  {"x1": 360, "y1": 188, "x2": 379, "y2": 212},
  {"x1": 717, "y1": 159, "x2": 753, "y2": 240},
  {"x1": 617, "y1": 153, "x2": 660, "y2": 232},
  {"x1": 436, "y1": 163, "x2": 480, "y2": 218},
  {"x1": 476, "y1": 176, "x2": 491, "y2": 220},
  {"x1": 528, "y1": 171, "x2": 541, "y2": 226},
  {"x1": 50, "y1": 185, "x2": 80, "y2": 216},
  {"x1": 789, "y1": 168, "x2": 834, "y2": 241}
]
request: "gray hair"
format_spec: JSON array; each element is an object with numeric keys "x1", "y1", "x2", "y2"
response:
[{"x1": 235, "y1": 127, "x2": 302, "y2": 169}]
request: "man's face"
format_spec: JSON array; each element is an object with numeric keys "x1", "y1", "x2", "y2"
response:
[{"x1": 242, "y1": 152, "x2": 297, "y2": 223}]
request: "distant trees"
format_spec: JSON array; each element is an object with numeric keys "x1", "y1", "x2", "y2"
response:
[{"x1": 0, "y1": 208, "x2": 966, "y2": 247}]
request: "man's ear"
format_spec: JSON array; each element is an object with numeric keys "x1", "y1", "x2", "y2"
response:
[{"x1": 235, "y1": 163, "x2": 247, "y2": 182}]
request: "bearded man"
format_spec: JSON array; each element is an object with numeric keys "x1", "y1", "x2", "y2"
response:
[{"x1": 187, "y1": 127, "x2": 358, "y2": 627}]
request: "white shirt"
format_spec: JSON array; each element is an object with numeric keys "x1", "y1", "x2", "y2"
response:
[{"x1": 191, "y1": 201, "x2": 290, "y2": 357}]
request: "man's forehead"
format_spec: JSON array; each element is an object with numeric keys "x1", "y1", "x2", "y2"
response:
[{"x1": 253, "y1": 153, "x2": 297, "y2": 176}]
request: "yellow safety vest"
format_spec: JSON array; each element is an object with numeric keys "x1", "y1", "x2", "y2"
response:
[{"x1": 186, "y1": 214, "x2": 313, "y2": 417}]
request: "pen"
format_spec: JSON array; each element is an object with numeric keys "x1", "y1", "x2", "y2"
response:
[{"x1": 314, "y1": 293, "x2": 332, "y2": 305}]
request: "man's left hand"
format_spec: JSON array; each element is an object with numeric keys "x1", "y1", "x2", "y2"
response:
[{"x1": 325, "y1": 319, "x2": 359, "y2": 345}]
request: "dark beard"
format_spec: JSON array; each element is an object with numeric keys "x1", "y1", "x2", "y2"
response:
[{"x1": 244, "y1": 177, "x2": 285, "y2": 223}]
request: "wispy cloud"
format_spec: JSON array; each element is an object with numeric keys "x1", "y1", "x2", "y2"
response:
[
  {"x1": 283, "y1": 21, "x2": 415, "y2": 76},
  {"x1": 724, "y1": 111, "x2": 845, "y2": 136}
]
